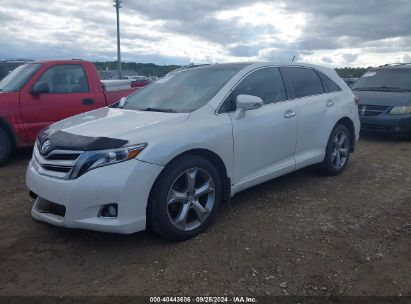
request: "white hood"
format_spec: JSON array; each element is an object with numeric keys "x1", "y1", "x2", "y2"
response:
[{"x1": 48, "y1": 107, "x2": 190, "y2": 142}]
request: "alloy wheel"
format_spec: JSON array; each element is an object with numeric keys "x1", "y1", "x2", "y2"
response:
[
  {"x1": 331, "y1": 130, "x2": 349, "y2": 169},
  {"x1": 167, "y1": 167, "x2": 215, "y2": 231}
]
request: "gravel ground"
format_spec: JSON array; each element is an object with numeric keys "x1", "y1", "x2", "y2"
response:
[{"x1": 0, "y1": 133, "x2": 410, "y2": 296}]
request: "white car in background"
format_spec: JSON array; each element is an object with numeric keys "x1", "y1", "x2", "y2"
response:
[{"x1": 26, "y1": 62, "x2": 360, "y2": 241}]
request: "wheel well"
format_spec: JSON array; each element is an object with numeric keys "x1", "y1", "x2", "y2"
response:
[
  {"x1": 166, "y1": 149, "x2": 231, "y2": 201},
  {"x1": 336, "y1": 117, "x2": 356, "y2": 152},
  {"x1": 0, "y1": 118, "x2": 16, "y2": 147}
]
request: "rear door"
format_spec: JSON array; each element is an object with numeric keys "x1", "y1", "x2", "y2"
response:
[
  {"x1": 20, "y1": 64, "x2": 105, "y2": 142},
  {"x1": 280, "y1": 67, "x2": 333, "y2": 169}
]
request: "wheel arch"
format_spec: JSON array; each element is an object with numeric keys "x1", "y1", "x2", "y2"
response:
[
  {"x1": 335, "y1": 116, "x2": 356, "y2": 152},
  {"x1": 149, "y1": 148, "x2": 231, "y2": 205},
  {"x1": 0, "y1": 117, "x2": 17, "y2": 147}
]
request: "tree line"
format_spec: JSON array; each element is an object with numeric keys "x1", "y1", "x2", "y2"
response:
[{"x1": 94, "y1": 61, "x2": 370, "y2": 78}]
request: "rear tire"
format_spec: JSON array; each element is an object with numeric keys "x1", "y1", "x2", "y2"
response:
[
  {"x1": 320, "y1": 124, "x2": 351, "y2": 176},
  {"x1": 148, "y1": 155, "x2": 222, "y2": 241},
  {"x1": 0, "y1": 128, "x2": 12, "y2": 166}
]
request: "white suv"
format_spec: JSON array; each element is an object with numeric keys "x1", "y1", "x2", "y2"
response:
[{"x1": 26, "y1": 62, "x2": 360, "y2": 240}]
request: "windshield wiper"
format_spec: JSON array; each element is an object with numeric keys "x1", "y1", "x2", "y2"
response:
[
  {"x1": 140, "y1": 107, "x2": 178, "y2": 113},
  {"x1": 353, "y1": 86, "x2": 411, "y2": 92}
]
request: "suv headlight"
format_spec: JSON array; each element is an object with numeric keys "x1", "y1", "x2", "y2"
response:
[
  {"x1": 70, "y1": 143, "x2": 146, "y2": 179},
  {"x1": 389, "y1": 106, "x2": 411, "y2": 115}
]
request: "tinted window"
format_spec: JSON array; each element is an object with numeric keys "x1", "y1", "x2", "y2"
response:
[
  {"x1": 318, "y1": 72, "x2": 341, "y2": 92},
  {"x1": 281, "y1": 67, "x2": 325, "y2": 98},
  {"x1": 219, "y1": 67, "x2": 287, "y2": 113},
  {"x1": 35, "y1": 64, "x2": 89, "y2": 93}
]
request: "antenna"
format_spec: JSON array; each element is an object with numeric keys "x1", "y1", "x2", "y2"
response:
[
  {"x1": 114, "y1": 0, "x2": 123, "y2": 79},
  {"x1": 292, "y1": 55, "x2": 296, "y2": 62}
]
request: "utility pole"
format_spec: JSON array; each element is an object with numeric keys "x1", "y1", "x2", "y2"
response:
[{"x1": 114, "y1": 0, "x2": 122, "y2": 79}]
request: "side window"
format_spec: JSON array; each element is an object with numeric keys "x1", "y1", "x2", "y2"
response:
[
  {"x1": 318, "y1": 71, "x2": 341, "y2": 93},
  {"x1": 281, "y1": 67, "x2": 325, "y2": 99},
  {"x1": 219, "y1": 67, "x2": 287, "y2": 113},
  {"x1": 35, "y1": 64, "x2": 89, "y2": 93}
]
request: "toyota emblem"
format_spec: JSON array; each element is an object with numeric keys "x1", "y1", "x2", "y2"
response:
[{"x1": 41, "y1": 139, "x2": 51, "y2": 154}]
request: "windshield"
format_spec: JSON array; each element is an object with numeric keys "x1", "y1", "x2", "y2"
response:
[
  {"x1": 352, "y1": 69, "x2": 411, "y2": 92},
  {"x1": 122, "y1": 66, "x2": 243, "y2": 113},
  {"x1": 0, "y1": 63, "x2": 42, "y2": 92}
]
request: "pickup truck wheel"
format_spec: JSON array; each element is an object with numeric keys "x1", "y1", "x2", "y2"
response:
[
  {"x1": 0, "y1": 128, "x2": 12, "y2": 166},
  {"x1": 319, "y1": 124, "x2": 351, "y2": 176},
  {"x1": 148, "y1": 155, "x2": 222, "y2": 241}
]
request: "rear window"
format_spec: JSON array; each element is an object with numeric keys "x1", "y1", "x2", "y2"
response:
[{"x1": 281, "y1": 67, "x2": 325, "y2": 99}]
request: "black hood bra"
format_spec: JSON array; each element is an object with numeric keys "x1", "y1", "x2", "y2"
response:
[{"x1": 37, "y1": 130, "x2": 128, "y2": 155}]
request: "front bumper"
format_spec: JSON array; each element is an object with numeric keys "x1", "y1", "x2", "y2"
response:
[
  {"x1": 26, "y1": 158, "x2": 163, "y2": 234},
  {"x1": 360, "y1": 114, "x2": 411, "y2": 133}
]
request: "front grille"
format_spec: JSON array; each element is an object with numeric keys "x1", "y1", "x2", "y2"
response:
[
  {"x1": 47, "y1": 153, "x2": 80, "y2": 161},
  {"x1": 41, "y1": 165, "x2": 72, "y2": 173},
  {"x1": 358, "y1": 105, "x2": 390, "y2": 116},
  {"x1": 33, "y1": 145, "x2": 83, "y2": 179}
]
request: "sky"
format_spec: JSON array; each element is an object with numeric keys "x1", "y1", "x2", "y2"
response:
[{"x1": 1, "y1": 0, "x2": 411, "y2": 67}]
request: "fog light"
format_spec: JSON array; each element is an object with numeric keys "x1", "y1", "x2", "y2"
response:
[{"x1": 100, "y1": 204, "x2": 118, "y2": 218}]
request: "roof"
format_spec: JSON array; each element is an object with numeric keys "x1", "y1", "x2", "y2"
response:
[{"x1": 177, "y1": 61, "x2": 329, "y2": 72}]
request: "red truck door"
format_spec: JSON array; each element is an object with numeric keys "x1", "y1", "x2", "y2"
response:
[{"x1": 20, "y1": 63, "x2": 106, "y2": 142}]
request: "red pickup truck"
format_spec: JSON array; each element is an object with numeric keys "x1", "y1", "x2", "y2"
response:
[{"x1": 0, "y1": 59, "x2": 140, "y2": 165}]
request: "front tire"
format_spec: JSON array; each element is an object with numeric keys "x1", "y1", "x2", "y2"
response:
[
  {"x1": 320, "y1": 124, "x2": 351, "y2": 176},
  {"x1": 0, "y1": 128, "x2": 12, "y2": 166},
  {"x1": 148, "y1": 155, "x2": 222, "y2": 241}
]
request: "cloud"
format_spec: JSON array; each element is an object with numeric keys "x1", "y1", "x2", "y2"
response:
[
  {"x1": 403, "y1": 54, "x2": 411, "y2": 63},
  {"x1": 342, "y1": 54, "x2": 359, "y2": 64},
  {"x1": 321, "y1": 56, "x2": 334, "y2": 64},
  {"x1": 0, "y1": 0, "x2": 411, "y2": 66}
]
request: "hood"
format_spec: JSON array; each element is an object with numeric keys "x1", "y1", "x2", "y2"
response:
[
  {"x1": 354, "y1": 90, "x2": 411, "y2": 107},
  {"x1": 47, "y1": 107, "x2": 190, "y2": 143}
]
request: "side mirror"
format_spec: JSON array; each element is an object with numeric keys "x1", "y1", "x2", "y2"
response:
[
  {"x1": 119, "y1": 97, "x2": 127, "y2": 108},
  {"x1": 31, "y1": 82, "x2": 49, "y2": 95},
  {"x1": 236, "y1": 94, "x2": 263, "y2": 111}
]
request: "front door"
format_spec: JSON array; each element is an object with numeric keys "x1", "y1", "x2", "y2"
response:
[{"x1": 227, "y1": 67, "x2": 298, "y2": 191}]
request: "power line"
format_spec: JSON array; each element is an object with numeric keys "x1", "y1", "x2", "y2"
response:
[{"x1": 114, "y1": 0, "x2": 123, "y2": 79}]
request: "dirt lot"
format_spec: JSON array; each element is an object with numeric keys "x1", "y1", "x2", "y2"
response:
[{"x1": 0, "y1": 134, "x2": 410, "y2": 297}]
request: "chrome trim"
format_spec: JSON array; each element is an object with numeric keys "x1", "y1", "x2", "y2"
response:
[{"x1": 32, "y1": 145, "x2": 83, "y2": 180}]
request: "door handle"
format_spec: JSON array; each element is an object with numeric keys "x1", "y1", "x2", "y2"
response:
[
  {"x1": 284, "y1": 110, "x2": 296, "y2": 119},
  {"x1": 326, "y1": 99, "x2": 335, "y2": 107},
  {"x1": 82, "y1": 98, "x2": 96, "y2": 106}
]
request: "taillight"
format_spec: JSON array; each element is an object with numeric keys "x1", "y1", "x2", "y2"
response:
[{"x1": 354, "y1": 95, "x2": 360, "y2": 106}]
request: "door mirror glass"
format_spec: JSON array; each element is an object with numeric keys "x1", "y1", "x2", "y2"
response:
[
  {"x1": 30, "y1": 82, "x2": 49, "y2": 95},
  {"x1": 236, "y1": 94, "x2": 263, "y2": 111}
]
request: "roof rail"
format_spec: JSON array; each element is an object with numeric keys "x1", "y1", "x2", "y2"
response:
[
  {"x1": 180, "y1": 63, "x2": 210, "y2": 70},
  {"x1": 378, "y1": 63, "x2": 411, "y2": 67},
  {"x1": 165, "y1": 63, "x2": 211, "y2": 76}
]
